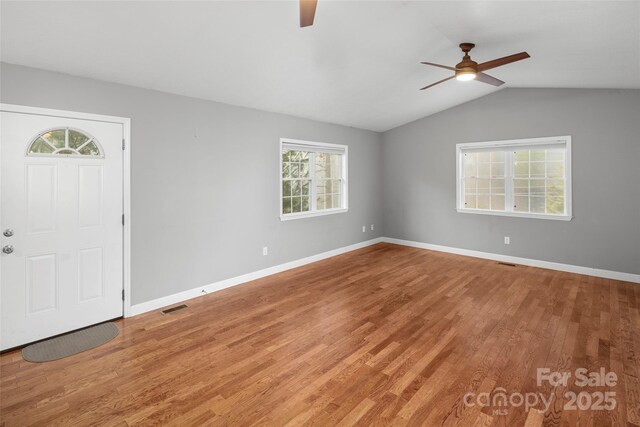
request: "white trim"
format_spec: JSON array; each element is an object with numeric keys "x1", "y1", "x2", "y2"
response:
[
  {"x1": 129, "y1": 237, "x2": 383, "y2": 316},
  {"x1": 0, "y1": 104, "x2": 133, "y2": 317},
  {"x1": 456, "y1": 135, "x2": 572, "y2": 221},
  {"x1": 456, "y1": 135, "x2": 571, "y2": 150},
  {"x1": 129, "y1": 234, "x2": 638, "y2": 317},
  {"x1": 382, "y1": 237, "x2": 640, "y2": 284},
  {"x1": 280, "y1": 207, "x2": 348, "y2": 221},
  {"x1": 279, "y1": 137, "x2": 349, "y2": 221},
  {"x1": 455, "y1": 208, "x2": 572, "y2": 221}
]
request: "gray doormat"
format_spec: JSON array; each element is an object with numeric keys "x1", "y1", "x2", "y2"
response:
[{"x1": 22, "y1": 322, "x2": 119, "y2": 363}]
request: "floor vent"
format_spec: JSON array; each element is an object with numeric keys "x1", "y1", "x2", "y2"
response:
[
  {"x1": 161, "y1": 304, "x2": 188, "y2": 314},
  {"x1": 497, "y1": 262, "x2": 517, "y2": 267}
]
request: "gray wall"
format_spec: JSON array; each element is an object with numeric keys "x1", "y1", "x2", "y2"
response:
[
  {"x1": 1, "y1": 63, "x2": 383, "y2": 305},
  {"x1": 382, "y1": 88, "x2": 640, "y2": 275}
]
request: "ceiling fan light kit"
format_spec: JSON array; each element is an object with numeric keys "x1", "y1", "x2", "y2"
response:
[{"x1": 421, "y1": 43, "x2": 530, "y2": 90}]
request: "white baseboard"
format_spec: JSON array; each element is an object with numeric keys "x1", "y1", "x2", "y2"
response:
[
  {"x1": 129, "y1": 235, "x2": 637, "y2": 317},
  {"x1": 128, "y1": 237, "x2": 384, "y2": 316},
  {"x1": 382, "y1": 237, "x2": 640, "y2": 284}
]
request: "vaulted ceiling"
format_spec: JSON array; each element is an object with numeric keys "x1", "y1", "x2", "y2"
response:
[{"x1": 2, "y1": 1, "x2": 639, "y2": 131}]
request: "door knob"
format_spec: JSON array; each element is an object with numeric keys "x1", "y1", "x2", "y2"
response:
[
  {"x1": 3, "y1": 229, "x2": 13, "y2": 237},
  {"x1": 2, "y1": 245, "x2": 14, "y2": 254}
]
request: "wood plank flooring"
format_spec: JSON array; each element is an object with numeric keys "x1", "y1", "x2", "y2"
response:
[{"x1": 1, "y1": 243, "x2": 639, "y2": 426}]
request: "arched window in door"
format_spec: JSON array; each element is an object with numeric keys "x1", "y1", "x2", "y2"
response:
[{"x1": 27, "y1": 128, "x2": 103, "y2": 157}]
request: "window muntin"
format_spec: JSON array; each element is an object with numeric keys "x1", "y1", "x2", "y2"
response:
[
  {"x1": 280, "y1": 139, "x2": 347, "y2": 220},
  {"x1": 457, "y1": 136, "x2": 571, "y2": 220},
  {"x1": 27, "y1": 128, "x2": 103, "y2": 157}
]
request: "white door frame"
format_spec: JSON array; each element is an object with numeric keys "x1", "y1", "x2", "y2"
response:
[{"x1": 0, "y1": 103, "x2": 133, "y2": 318}]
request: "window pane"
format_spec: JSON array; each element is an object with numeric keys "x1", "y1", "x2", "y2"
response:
[
  {"x1": 477, "y1": 152, "x2": 490, "y2": 163},
  {"x1": 69, "y1": 130, "x2": 90, "y2": 149},
  {"x1": 282, "y1": 163, "x2": 291, "y2": 178},
  {"x1": 514, "y1": 179, "x2": 529, "y2": 195},
  {"x1": 514, "y1": 161, "x2": 529, "y2": 177},
  {"x1": 491, "y1": 162, "x2": 504, "y2": 177},
  {"x1": 301, "y1": 180, "x2": 309, "y2": 196},
  {"x1": 316, "y1": 179, "x2": 333, "y2": 195},
  {"x1": 290, "y1": 151, "x2": 301, "y2": 162},
  {"x1": 530, "y1": 162, "x2": 545, "y2": 177},
  {"x1": 331, "y1": 180, "x2": 341, "y2": 194},
  {"x1": 282, "y1": 180, "x2": 292, "y2": 197},
  {"x1": 477, "y1": 195, "x2": 490, "y2": 210},
  {"x1": 78, "y1": 142, "x2": 101, "y2": 156},
  {"x1": 547, "y1": 197, "x2": 565, "y2": 214},
  {"x1": 316, "y1": 153, "x2": 341, "y2": 180},
  {"x1": 490, "y1": 151, "x2": 504, "y2": 162},
  {"x1": 317, "y1": 195, "x2": 326, "y2": 210},
  {"x1": 299, "y1": 162, "x2": 309, "y2": 178},
  {"x1": 464, "y1": 154, "x2": 476, "y2": 176},
  {"x1": 547, "y1": 149, "x2": 564, "y2": 161},
  {"x1": 282, "y1": 150, "x2": 291, "y2": 162},
  {"x1": 530, "y1": 179, "x2": 545, "y2": 196},
  {"x1": 547, "y1": 161, "x2": 564, "y2": 178},
  {"x1": 477, "y1": 178, "x2": 490, "y2": 194},
  {"x1": 29, "y1": 137, "x2": 54, "y2": 154},
  {"x1": 530, "y1": 196, "x2": 545, "y2": 213},
  {"x1": 547, "y1": 179, "x2": 564, "y2": 197},
  {"x1": 291, "y1": 180, "x2": 301, "y2": 196},
  {"x1": 464, "y1": 178, "x2": 477, "y2": 194},
  {"x1": 282, "y1": 197, "x2": 292, "y2": 214},
  {"x1": 42, "y1": 129, "x2": 66, "y2": 149},
  {"x1": 491, "y1": 179, "x2": 505, "y2": 194},
  {"x1": 324, "y1": 194, "x2": 333, "y2": 209},
  {"x1": 464, "y1": 194, "x2": 476, "y2": 209},
  {"x1": 477, "y1": 162, "x2": 490, "y2": 177},
  {"x1": 332, "y1": 195, "x2": 341, "y2": 209},
  {"x1": 491, "y1": 195, "x2": 505, "y2": 211},
  {"x1": 301, "y1": 196, "x2": 310, "y2": 212},
  {"x1": 530, "y1": 149, "x2": 545, "y2": 161},
  {"x1": 290, "y1": 163, "x2": 299, "y2": 178},
  {"x1": 514, "y1": 150, "x2": 529, "y2": 162},
  {"x1": 514, "y1": 195, "x2": 529, "y2": 212},
  {"x1": 292, "y1": 197, "x2": 302, "y2": 213}
]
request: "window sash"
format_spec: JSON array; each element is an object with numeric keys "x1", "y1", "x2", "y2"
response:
[
  {"x1": 280, "y1": 139, "x2": 348, "y2": 219},
  {"x1": 457, "y1": 136, "x2": 571, "y2": 220}
]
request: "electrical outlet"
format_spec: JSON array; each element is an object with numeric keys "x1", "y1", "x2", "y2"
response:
[
  {"x1": 262, "y1": 246, "x2": 268, "y2": 256},
  {"x1": 362, "y1": 226, "x2": 366, "y2": 233},
  {"x1": 504, "y1": 236, "x2": 510, "y2": 245},
  {"x1": 370, "y1": 224, "x2": 374, "y2": 231}
]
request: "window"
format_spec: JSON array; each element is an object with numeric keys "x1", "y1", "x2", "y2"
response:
[
  {"x1": 457, "y1": 136, "x2": 572, "y2": 220},
  {"x1": 27, "y1": 128, "x2": 103, "y2": 157},
  {"x1": 280, "y1": 138, "x2": 348, "y2": 220}
]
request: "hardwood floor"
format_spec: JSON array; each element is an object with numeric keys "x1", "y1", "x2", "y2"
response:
[{"x1": 1, "y1": 243, "x2": 639, "y2": 426}]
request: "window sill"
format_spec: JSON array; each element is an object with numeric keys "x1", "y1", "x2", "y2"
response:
[
  {"x1": 456, "y1": 208, "x2": 573, "y2": 221},
  {"x1": 280, "y1": 208, "x2": 348, "y2": 221}
]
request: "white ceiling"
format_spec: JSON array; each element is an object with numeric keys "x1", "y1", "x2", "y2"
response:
[{"x1": 1, "y1": 1, "x2": 639, "y2": 132}]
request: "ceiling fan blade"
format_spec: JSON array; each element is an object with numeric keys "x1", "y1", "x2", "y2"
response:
[
  {"x1": 477, "y1": 52, "x2": 530, "y2": 72},
  {"x1": 420, "y1": 62, "x2": 456, "y2": 71},
  {"x1": 300, "y1": 0, "x2": 318, "y2": 27},
  {"x1": 420, "y1": 75, "x2": 454, "y2": 90},
  {"x1": 475, "y1": 72, "x2": 505, "y2": 87}
]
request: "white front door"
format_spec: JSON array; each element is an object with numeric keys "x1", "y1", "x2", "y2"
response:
[{"x1": 1, "y1": 110, "x2": 124, "y2": 350}]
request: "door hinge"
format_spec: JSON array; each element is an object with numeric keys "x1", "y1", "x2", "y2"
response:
[
  {"x1": 122, "y1": 214, "x2": 125, "y2": 226},
  {"x1": 122, "y1": 289, "x2": 125, "y2": 301},
  {"x1": 122, "y1": 139, "x2": 125, "y2": 150}
]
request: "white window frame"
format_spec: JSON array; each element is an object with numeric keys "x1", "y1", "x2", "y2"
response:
[
  {"x1": 456, "y1": 135, "x2": 572, "y2": 221},
  {"x1": 280, "y1": 138, "x2": 349, "y2": 221}
]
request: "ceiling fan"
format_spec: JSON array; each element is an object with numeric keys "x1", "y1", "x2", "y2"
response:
[
  {"x1": 420, "y1": 43, "x2": 530, "y2": 90},
  {"x1": 300, "y1": 0, "x2": 318, "y2": 27}
]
